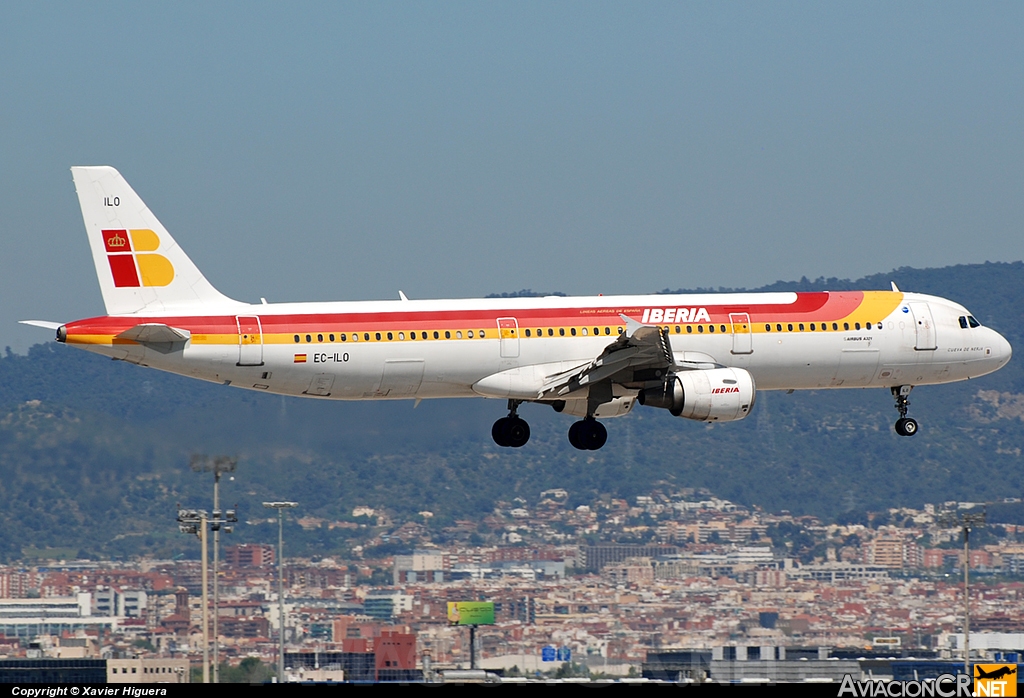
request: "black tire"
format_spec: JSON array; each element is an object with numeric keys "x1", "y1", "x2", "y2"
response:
[
  {"x1": 568, "y1": 421, "x2": 585, "y2": 450},
  {"x1": 584, "y1": 420, "x2": 608, "y2": 450},
  {"x1": 902, "y1": 418, "x2": 918, "y2": 436},
  {"x1": 503, "y1": 417, "x2": 531, "y2": 448},
  {"x1": 492, "y1": 418, "x2": 509, "y2": 447}
]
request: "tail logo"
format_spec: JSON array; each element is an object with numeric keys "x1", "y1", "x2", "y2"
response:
[{"x1": 102, "y1": 229, "x2": 174, "y2": 288}]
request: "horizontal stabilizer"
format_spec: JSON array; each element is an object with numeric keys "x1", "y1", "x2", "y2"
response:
[
  {"x1": 19, "y1": 320, "x2": 63, "y2": 330},
  {"x1": 116, "y1": 323, "x2": 191, "y2": 344}
]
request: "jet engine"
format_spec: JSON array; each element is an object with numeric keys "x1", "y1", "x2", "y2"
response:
[{"x1": 639, "y1": 367, "x2": 755, "y2": 422}]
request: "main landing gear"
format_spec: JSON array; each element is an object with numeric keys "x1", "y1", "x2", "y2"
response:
[
  {"x1": 568, "y1": 417, "x2": 607, "y2": 451},
  {"x1": 492, "y1": 400, "x2": 531, "y2": 448},
  {"x1": 892, "y1": 385, "x2": 919, "y2": 437}
]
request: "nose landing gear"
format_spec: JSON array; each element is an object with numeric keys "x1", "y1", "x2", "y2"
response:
[
  {"x1": 892, "y1": 386, "x2": 918, "y2": 437},
  {"x1": 492, "y1": 400, "x2": 531, "y2": 448},
  {"x1": 568, "y1": 417, "x2": 607, "y2": 451}
]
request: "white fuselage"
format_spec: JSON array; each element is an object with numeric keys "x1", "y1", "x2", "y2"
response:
[{"x1": 63, "y1": 289, "x2": 1011, "y2": 407}]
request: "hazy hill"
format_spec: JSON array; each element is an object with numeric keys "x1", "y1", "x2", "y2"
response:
[{"x1": 1, "y1": 262, "x2": 1022, "y2": 560}]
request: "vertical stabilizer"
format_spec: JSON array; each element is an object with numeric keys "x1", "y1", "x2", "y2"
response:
[{"x1": 70, "y1": 166, "x2": 240, "y2": 315}]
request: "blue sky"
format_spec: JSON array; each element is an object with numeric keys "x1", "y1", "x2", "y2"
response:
[{"x1": 3, "y1": 2, "x2": 1023, "y2": 351}]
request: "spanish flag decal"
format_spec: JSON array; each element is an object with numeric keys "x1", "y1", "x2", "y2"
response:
[{"x1": 293, "y1": 354, "x2": 307, "y2": 363}]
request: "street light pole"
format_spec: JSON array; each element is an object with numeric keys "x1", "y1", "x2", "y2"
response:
[
  {"x1": 177, "y1": 508, "x2": 211, "y2": 683},
  {"x1": 200, "y1": 512, "x2": 209, "y2": 684},
  {"x1": 263, "y1": 501, "x2": 297, "y2": 683},
  {"x1": 938, "y1": 508, "x2": 986, "y2": 676},
  {"x1": 191, "y1": 455, "x2": 237, "y2": 684}
]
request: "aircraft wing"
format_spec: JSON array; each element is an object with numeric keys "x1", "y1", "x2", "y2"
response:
[
  {"x1": 540, "y1": 315, "x2": 674, "y2": 398},
  {"x1": 116, "y1": 323, "x2": 191, "y2": 344}
]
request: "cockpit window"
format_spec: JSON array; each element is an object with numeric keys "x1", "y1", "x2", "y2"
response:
[
  {"x1": 959, "y1": 316, "x2": 969, "y2": 329},
  {"x1": 968, "y1": 316, "x2": 981, "y2": 328}
]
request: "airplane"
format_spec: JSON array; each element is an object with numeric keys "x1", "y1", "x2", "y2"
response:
[
  {"x1": 20, "y1": 166, "x2": 1012, "y2": 450},
  {"x1": 976, "y1": 666, "x2": 1017, "y2": 681}
]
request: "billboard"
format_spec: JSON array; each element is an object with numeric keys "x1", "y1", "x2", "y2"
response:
[{"x1": 447, "y1": 601, "x2": 495, "y2": 626}]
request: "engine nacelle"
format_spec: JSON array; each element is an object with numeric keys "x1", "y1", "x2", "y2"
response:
[{"x1": 639, "y1": 367, "x2": 756, "y2": 422}]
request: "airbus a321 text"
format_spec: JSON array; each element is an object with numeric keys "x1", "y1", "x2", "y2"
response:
[{"x1": 21, "y1": 167, "x2": 1012, "y2": 450}]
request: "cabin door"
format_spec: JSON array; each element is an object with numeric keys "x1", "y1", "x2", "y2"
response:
[
  {"x1": 908, "y1": 302, "x2": 937, "y2": 350},
  {"x1": 236, "y1": 316, "x2": 264, "y2": 366},
  {"x1": 497, "y1": 317, "x2": 520, "y2": 358}
]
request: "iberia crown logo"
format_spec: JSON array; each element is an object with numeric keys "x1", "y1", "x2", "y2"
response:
[{"x1": 102, "y1": 229, "x2": 174, "y2": 288}]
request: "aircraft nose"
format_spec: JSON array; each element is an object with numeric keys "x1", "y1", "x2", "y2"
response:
[{"x1": 988, "y1": 328, "x2": 1012, "y2": 368}]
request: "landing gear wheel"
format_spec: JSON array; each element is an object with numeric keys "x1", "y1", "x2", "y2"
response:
[
  {"x1": 891, "y1": 386, "x2": 918, "y2": 437},
  {"x1": 502, "y1": 417, "x2": 531, "y2": 448},
  {"x1": 568, "y1": 419, "x2": 607, "y2": 450},
  {"x1": 584, "y1": 420, "x2": 608, "y2": 450},
  {"x1": 492, "y1": 403, "x2": 531, "y2": 448},
  {"x1": 492, "y1": 418, "x2": 510, "y2": 447},
  {"x1": 895, "y1": 417, "x2": 918, "y2": 437},
  {"x1": 568, "y1": 421, "x2": 583, "y2": 450}
]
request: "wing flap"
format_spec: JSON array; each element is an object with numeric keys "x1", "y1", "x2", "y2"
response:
[{"x1": 541, "y1": 320, "x2": 675, "y2": 397}]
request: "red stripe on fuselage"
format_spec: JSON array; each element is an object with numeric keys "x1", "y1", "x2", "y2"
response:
[{"x1": 62, "y1": 292, "x2": 863, "y2": 337}]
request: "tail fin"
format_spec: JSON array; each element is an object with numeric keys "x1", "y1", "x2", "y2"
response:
[{"x1": 70, "y1": 166, "x2": 239, "y2": 315}]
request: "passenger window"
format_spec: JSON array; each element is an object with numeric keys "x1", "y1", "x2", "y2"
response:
[
  {"x1": 832, "y1": 323, "x2": 838, "y2": 330},
  {"x1": 765, "y1": 324, "x2": 771, "y2": 332},
  {"x1": 305, "y1": 334, "x2": 312, "y2": 343},
  {"x1": 595, "y1": 327, "x2": 601, "y2": 335},
  {"x1": 479, "y1": 330, "x2": 486, "y2": 337},
  {"x1": 843, "y1": 323, "x2": 849, "y2": 331},
  {"x1": 787, "y1": 324, "x2": 793, "y2": 332},
  {"x1": 617, "y1": 327, "x2": 624, "y2": 334},
  {"x1": 968, "y1": 316, "x2": 981, "y2": 328},
  {"x1": 798, "y1": 324, "x2": 804, "y2": 331},
  {"x1": 698, "y1": 325, "x2": 704, "y2": 333},
  {"x1": 375, "y1": 332, "x2": 382, "y2": 340},
  {"x1": 525, "y1": 329, "x2": 531, "y2": 337},
  {"x1": 571, "y1": 328, "x2": 577, "y2": 336},
  {"x1": 398, "y1": 332, "x2": 405, "y2": 340},
  {"x1": 341, "y1": 334, "x2": 347, "y2": 342},
  {"x1": 468, "y1": 330, "x2": 474, "y2": 338},
  {"x1": 854, "y1": 323, "x2": 861, "y2": 330},
  {"x1": 559, "y1": 328, "x2": 565, "y2": 336},
  {"x1": 605, "y1": 327, "x2": 611, "y2": 335},
  {"x1": 456, "y1": 331, "x2": 463, "y2": 338},
  {"x1": 865, "y1": 322, "x2": 872, "y2": 330},
  {"x1": 709, "y1": 325, "x2": 715, "y2": 333},
  {"x1": 445, "y1": 331, "x2": 451, "y2": 339},
  {"x1": 433, "y1": 331, "x2": 439, "y2": 339},
  {"x1": 294, "y1": 335, "x2": 300, "y2": 343},
  {"x1": 330, "y1": 334, "x2": 335, "y2": 341},
  {"x1": 352, "y1": 333, "x2": 359, "y2": 342},
  {"x1": 720, "y1": 325, "x2": 726, "y2": 333},
  {"x1": 687, "y1": 325, "x2": 693, "y2": 334},
  {"x1": 409, "y1": 332, "x2": 416, "y2": 340},
  {"x1": 810, "y1": 323, "x2": 815, "y2": 331},
  {"x1": 674, "y1": 326, "x2": 680, "y2": 334},
  {"x1": 318, "y1": 334, "x2": 323, "y2": 342}
]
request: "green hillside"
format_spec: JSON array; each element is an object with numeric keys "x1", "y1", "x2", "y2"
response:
[{"x1": 1, "y1": 262, "x2": 1022, "y2": 560}]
